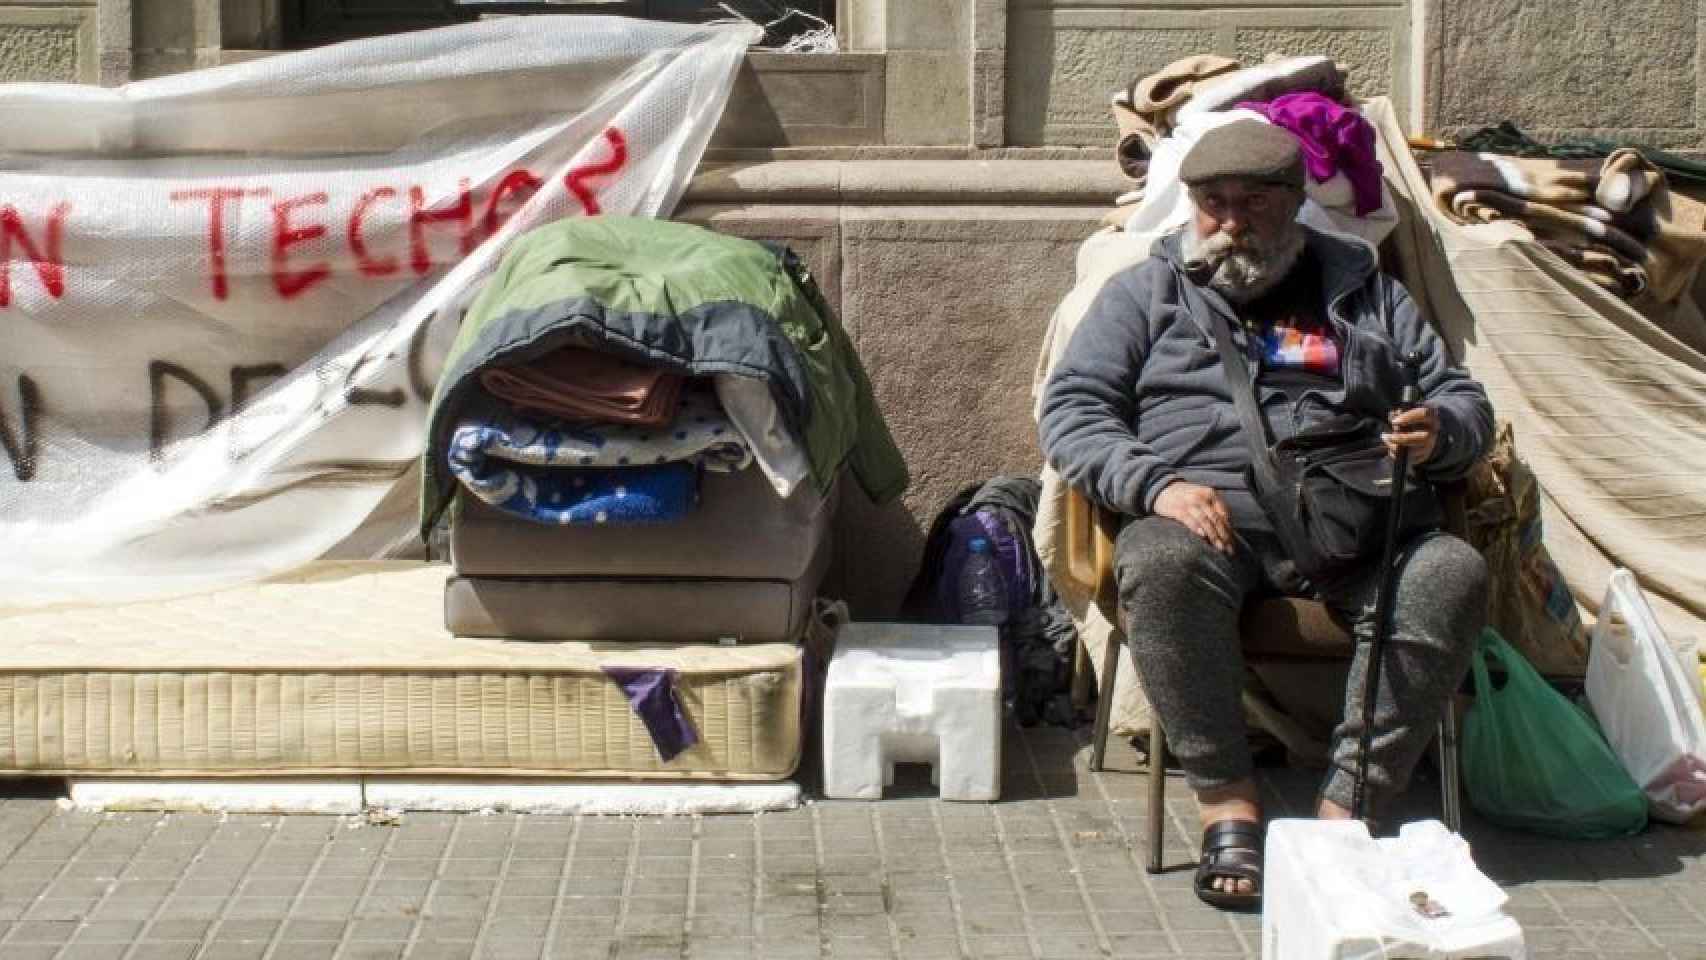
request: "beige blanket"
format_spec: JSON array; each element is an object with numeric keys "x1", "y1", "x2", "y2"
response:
[{"x1": 1377, "y1": 101, "x2": 1706, "y2": 646}]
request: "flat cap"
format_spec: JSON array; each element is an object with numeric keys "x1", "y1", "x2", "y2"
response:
[{"x1": 1179, "y1": 119, "x2": 1305, "y2": 190}]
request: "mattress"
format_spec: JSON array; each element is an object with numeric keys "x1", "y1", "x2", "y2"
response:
[{"x1": 0, "y1": 563, "x2": 802, "y2": 779}]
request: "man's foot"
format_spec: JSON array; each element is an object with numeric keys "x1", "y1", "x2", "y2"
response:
[
  {"x1": 1196, "y1": 781, "x2": 1262, "y2": 904},
  {"x1": 1316, "y1": 797, "x2": 1354, "y2": 820},
  {"x1": 1195, "y1": 820, "x2": 1264, "y2": 911}
]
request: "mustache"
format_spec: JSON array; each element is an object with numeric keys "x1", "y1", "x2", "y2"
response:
[{"x1": 1183, "y1": 230, "x2": 1259, "y2": 281}]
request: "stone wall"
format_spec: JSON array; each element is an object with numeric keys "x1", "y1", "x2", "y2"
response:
[
  {"x1": 1003, "y1": 0, "x2": 1414, "y2": 145},
  {"x1": 1423, "y1": 0, "x2": 1706, "y2": 151},
  {"x1": 0, "y1": 0, "x2": 104, "y2": 83}
]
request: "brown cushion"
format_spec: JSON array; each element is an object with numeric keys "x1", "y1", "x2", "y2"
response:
[
  {"x1": 445, "y1": 574, "x2": 818, "y2": 643},
  {"x1": 1240, "y1": 597, "x2": 1356, "y2": 659}
]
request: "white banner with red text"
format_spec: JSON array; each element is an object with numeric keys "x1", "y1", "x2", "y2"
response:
[{"x1": 0, "y1": 15, "x2": 758, "y2": 606}]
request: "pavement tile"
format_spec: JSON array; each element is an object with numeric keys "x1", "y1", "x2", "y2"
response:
[
  {"x1": 61, "y1": 946, "x2": 128, "y2": 960},
  {"x1": 410, "y1": 944, "x2": 478, "y2": 960},
  {"x1": 199, "y1": 943, "x2": 270, "y2": 960},
  {"x1": 476, "y1": 942, "x2": 545, "y2": 960},
  {"x1": 967, "y1": 934, "x2": 1034, "y2": 958},
  {"x1": 685, "y1": 935, "x2": 754, "y2": 959},
  {"x1": 690, "y1": 914, "x2": 755, "y2": 937},
  {"x1": 357, "y1": 896, "x2": 426, "y2": 918},
  {"x1": 213, "y1": 917, "x2": 280, "y2": 941},
  {"x1": 488, "y1": 915, "x2": 549, "y2": 939},
  {"x1": 417, "y1": 916, "x2": 484, "y2": 940},
  {"x1": 339, "y1": 946, "x2": 406, "y2": 960},
  {"x1": 4, "y1": 920, "x2": 77, "y2": 943},
  {"x1": 1097, "y1": 910, "x2": 1164, "y2": 934},
  {"x1": 349, "y1": 917, "x2": 416, "y2": 940},
  {"x1": 147, "y1": 916, "x2": 215, "y2": 940},
  {"x1": 1106, "y1": 932, "x2": 1178, "y2": 957},
  {"x1": 129, "y1": 945, "x2": 201, "y2": 960},
  {"x1": 281, "y1": 917, "x2": 349, "y2": 941},
  {"x1": 225, "y1": 897, "x2": 295, "y2": 919},
  {"x1": 965, "y1": 912, "x2": 1028, "y2": 936}
]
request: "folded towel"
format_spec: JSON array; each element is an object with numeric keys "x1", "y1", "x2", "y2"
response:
[{"x1": 480, "y1": 348, "x2": 685, "y2": 427}]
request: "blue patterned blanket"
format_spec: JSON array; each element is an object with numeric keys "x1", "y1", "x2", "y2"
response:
[{"x1": 449, "y1": 429, "x2": 699, "y2": 525}]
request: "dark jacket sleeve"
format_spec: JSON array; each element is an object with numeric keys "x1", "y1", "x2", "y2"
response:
[
  {"x1": 1379, "y1": 274, "x2": 1495, "y2": 482},
  {"x1": 1038, "y1": 270, "x2": 1180, "y2": 515}
]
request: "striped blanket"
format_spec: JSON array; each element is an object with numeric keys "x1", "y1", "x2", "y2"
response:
[{"x1": 1429, "y1": 149, "x2": 1706, "y2": 309}]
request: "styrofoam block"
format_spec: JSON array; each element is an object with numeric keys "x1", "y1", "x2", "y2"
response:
[
  {"x1": 69, "y1": 779, "x2": 363, "y2": 814},
  {"x1": 363, "y1": 780, "x2": 801, "y2": 815},
  {"x1": 1263, "y1": 819, "x2": 1525, "y2": 960},
  {"x1": 823, "y1": 622, "x2": 1001, "y2": 801}
]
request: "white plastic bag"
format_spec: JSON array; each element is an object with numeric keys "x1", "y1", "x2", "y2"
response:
[
  {"x1": 1262, "y1": 819, "x2": 1525, "y2": 960},
  {"x1": 1586, "y1": 568, "x2": 1706, "y2": 823}
]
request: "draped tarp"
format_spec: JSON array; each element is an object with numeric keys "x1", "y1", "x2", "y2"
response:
[
  {"x1": 1370, "y1": 99, "x2": 1706, "y2": 646},
  {"x1": 0, "y1": 16, "x2": 759, "y2": 606}
]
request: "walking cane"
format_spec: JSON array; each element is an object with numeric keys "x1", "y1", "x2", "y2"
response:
[{"x1": 1351, "y1": 351, "x2": 1425, "y2": 823}]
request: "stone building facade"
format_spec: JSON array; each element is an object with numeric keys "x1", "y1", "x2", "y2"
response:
[{"x1": 2, "y1": 0, "x2": 1698, "y2": 613}]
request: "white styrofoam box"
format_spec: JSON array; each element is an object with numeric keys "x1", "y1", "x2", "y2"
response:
[
  {"x1": 823, "y1": 622, "x2": 1001, "y2": 801},
  {"x1": 1263, "y1": 819, "x2": 1525, "y2": 960},
  {"x1": 69, "y1": 779, "x2": 364, "y2": 814},
  {"x1": 363, "y1": 780, "x2": 801, "y2": 815}
]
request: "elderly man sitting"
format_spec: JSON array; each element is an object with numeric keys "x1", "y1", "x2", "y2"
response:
[{"x1": 1038, "y1": 120, "x2": 1493, "y2": 910}]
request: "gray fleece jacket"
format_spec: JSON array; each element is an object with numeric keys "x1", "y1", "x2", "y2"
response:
[{"x1": 1038, "y1": 226, "x2": 1493, "y2": 529}]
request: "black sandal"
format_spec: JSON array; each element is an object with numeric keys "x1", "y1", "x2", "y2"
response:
[{"x1": 1195, "y1": 819, "x2": 1264, "y2": 911}]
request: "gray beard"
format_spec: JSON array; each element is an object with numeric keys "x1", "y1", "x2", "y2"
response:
[{"x1": 1181, "y1": 224, "x2": 1306, "y2": 303}]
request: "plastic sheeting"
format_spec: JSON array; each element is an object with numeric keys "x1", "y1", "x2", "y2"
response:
[{"x1": 0, "y1": 17, "x2": 759, "y2": 606}]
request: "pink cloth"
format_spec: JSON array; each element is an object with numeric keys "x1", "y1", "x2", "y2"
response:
[{"x1": 1236, "y1": 92, "x2": 1383, "y2": 216}]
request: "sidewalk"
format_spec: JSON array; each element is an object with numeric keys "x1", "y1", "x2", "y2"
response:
[{"x1": 0, "y1": 721, "x2": 1702, "y2": 960}]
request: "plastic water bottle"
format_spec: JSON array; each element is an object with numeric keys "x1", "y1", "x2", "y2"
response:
[{"x1": 958, "y1": 537, "x2": 1009, "y2": 627}]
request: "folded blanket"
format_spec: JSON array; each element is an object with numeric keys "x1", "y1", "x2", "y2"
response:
[
  {"x1": 449, "y1": 449, "x2": 699, "y2": 525},
  {"x1": 480, "y1": 348, "x2": 685, "y2": 427},
  {"x1": 1431, "y1": 149, "x2": 1706, "y2": 306},
  {"x1": 1112, "y1": 53, "x2": 1242, "y2": 182},
  {"x1": 467, "y1": 383, "x2": 753, "y2": 474}
]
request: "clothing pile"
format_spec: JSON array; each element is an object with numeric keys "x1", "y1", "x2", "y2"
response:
[
  {"x1": 449, "y1": 355, "x2": 739, "y2": 527},
  {"x1": 1427, "y1": 135, "x2": 1706, "y2": 328},
  {"x1": 420, "y1": 216, "x2": 908, "y2": 766},
  {"x1": 1106, "y1": 53, "x2": 1398, "y2": 248}
]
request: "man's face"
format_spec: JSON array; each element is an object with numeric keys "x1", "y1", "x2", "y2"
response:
[{"x1": 1182, "y1": 178, "x2": 1305, "y2": 302}]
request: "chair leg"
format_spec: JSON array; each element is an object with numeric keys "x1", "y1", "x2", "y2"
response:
[
  {"x1": 1438, "y1": 703, "x2": 1463, "y2": 833},
  {"x1": 1088, "y1": 633, "x2": 1122, "y2": 772},
  {"x1": 1146, "y1": 719, "x2": 1168, "y2": 874},
  {"x1": 1070, "y1": 634, "x2": 1094, "y2": 710}
]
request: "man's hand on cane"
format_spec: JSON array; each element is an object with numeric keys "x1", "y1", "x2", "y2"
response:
[{"x1": 1384, "y1": 404, "x2": 1440, "y2": 464}]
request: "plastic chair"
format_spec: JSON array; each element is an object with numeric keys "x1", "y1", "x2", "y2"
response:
[{"x1": 1062, "y1": 487, "x2": 1464, "y2": 873}]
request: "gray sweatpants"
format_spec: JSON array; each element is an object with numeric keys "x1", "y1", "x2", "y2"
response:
[{"x1": 1113, "y1": 516, "x2": 1486, "y2": 811}]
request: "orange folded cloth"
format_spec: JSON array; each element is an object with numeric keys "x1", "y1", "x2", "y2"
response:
[{"x1": 480, "y1": 348, "x2": 686, "y2": 427}]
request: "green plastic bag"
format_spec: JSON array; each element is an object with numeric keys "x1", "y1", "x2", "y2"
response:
[{"x1": 1463, "y1": 628, "x2": 1648, "y2": 839}]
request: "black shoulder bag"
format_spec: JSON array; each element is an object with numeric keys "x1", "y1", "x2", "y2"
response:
[{"x1": 1206, "y1": 308, "x2": 1421, "y2": 586}]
